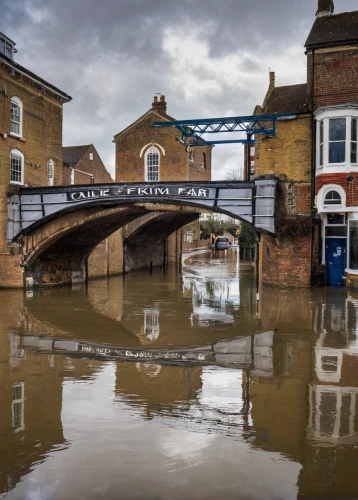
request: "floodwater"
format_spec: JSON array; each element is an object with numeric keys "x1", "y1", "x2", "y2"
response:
[{"x1": 1, "y1": 248, "x2": 358, "y2": 500}]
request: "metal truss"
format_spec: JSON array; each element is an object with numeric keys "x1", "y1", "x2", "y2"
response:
[{"x1": 153, "y1": 113, "x2": 296, "y2": 147}]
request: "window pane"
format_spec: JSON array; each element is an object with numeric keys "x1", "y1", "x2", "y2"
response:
[
  {"x1": 352, "y1": 118, "x2": 357, "y2": 142},
  {"x1": 10, "y1": 101, "x2": 21, "y2": 135},
  {"x1": 329, "y1": 142, "x2": 345, "y2": 163},
  {"x1": 350, "y1": 221, "x2": 358, "y2": 270},
  {"x1": 326, "y1": 226, "x2": 347, "y2": 237},
  {"x1": 10, "y1": 153, "x2": 22, "y2": 183},
  {"x1": 327, "y1": 213, "x2": 345, "y2": 224},
  {"x1": 320, "y1": 144, "x2": 323, "y2": 166},
  {"x1": 0, "y1": 39, "x2": 5, "y2": 55},
  {"x1": 352, "y1": 142, "x2": 357, "y2": 164},
  {"x1": 329, "y1": 118, "x2": 346, "y2": 141},
  {"x1": 5, "y1": 42, "x2": 12, "y2": 58},
  {"x1": 324, "y1": 191, "x2": 341, "y2": 204}
]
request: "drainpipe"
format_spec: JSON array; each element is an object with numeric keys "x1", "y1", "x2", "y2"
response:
[{"x1": 310, "y1": 49, "x2": 316, "y2": 286}]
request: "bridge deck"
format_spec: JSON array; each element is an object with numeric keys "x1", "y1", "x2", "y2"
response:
[{"x1": 7, "y1": 180, "x2": 276, "y2": 241}]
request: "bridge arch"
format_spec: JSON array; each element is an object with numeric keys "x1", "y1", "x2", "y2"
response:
[{"x1": 7, "y1": 180, "x2": 276, "y2": 288}]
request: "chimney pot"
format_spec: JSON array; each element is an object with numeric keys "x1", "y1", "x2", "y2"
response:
[
  {"x1": 153, "y1": 96, "x2": 158, "y2": 103},
  {"x1": 160, "y1": 95, "x2": 165, "y2": 102},
  {"x1": 316, "y1": 0, "x2": 334, "y2": 17},
  {"x1": 152, "y1": 94, "x2": 167, "y2": 113}
]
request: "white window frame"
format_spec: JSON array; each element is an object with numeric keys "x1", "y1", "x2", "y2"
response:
[
  {"x1": 185, "y1": 231, "x2": 194, "y2": 243},
  {"x1": 144, "y1": 146, "x2": 160, "y2": 182},
  {"x1": 315, "y1": 107, "x2": 358, "y2": 174},
  {"x1": 351, "y1": 118, "x2": 357, "y2": 164},
  {"x1": 10, "y1": 149, "x2": 24, "y2": 185},
  {"x1": 47, "y1": 159, "x2": 54, "y2": 186},
  {"x1": 10, "y1": 96, "x2": 23, "y2": 138},
  {"x1": 316, "y1": 185, "x2": 347, "y2": 265},
  {"x1": 89, "y1": 153, "x2": 93, "y2": 160}
]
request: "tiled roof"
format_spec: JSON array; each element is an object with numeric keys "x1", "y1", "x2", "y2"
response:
[
  {"x1": 264, "y1": 84, "x2": 308, "y2": 115},
  {"x1": 63, "y1": 145, "x2": 91, "y2": 166},
  {"x1": 305, "y1": 11, "x2": 358, "y2": 48}
]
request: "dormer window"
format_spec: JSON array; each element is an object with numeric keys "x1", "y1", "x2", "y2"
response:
[{"x1": 0, "y1": 33, "x2": 16, "y2": 60}]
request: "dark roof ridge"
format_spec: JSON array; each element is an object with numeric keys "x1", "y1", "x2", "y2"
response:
[{"x1": 305, "y1": 10, "x2": 358, "y2": 49}]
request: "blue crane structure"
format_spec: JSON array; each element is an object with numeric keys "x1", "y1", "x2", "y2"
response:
[{"x1": 153, "y1": 113, "x2": 296, "y2": 148}]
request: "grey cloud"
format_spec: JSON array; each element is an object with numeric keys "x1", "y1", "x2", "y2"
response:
[{"x1": 1, "y1": 0, "x2": 357, "y2": 178}]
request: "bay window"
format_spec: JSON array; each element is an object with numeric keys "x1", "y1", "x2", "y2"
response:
[{"x1": 316, "y1": 108, "x2": 358, "y2": 173}]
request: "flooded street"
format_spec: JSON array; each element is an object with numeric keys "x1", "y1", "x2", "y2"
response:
[{"x1": 1, "y1": 248, "x2": 358, "y2": 500}]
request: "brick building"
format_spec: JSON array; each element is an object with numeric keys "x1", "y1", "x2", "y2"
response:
[
  {"x1": 114, "y1": 95, "x2": 213, "y2": 264},
  {"x1": 0, "y1": 32, "x2": 71, "y2": 287},
  {"x1": 62, "y1": 144, "x2": 123, "y2": 279},
  {"x1": 254, "y1": 0, "x2": 358, "y2": 288}
]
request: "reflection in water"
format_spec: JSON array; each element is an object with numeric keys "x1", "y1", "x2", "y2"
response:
[{"x1": 1, "y1": 251, "x2": 358, "y2": 498}]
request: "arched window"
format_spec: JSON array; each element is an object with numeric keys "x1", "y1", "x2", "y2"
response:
[
  {"x1": 324, "y1": 190, "x2": 342, "y2": 206},
  {"x1": 10, "y1": 149, "x2": 24, "y2": 185},
  {"x1": 47, "y1": 159, "x2": 54, "y2": 186},
  {"x1": 145, "y1": 146, "x2": 160, "y2": 182},
  {"x1": 10, "y1": 97, "x2": 23, "y2": 137}
]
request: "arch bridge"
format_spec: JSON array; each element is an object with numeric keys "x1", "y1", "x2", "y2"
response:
[{"x1": 7, "y1": 180, "x2": 276, "y2": 287}]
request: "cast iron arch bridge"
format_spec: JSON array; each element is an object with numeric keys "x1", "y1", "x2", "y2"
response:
[{"x1": 7, "y1": 179, "x2": 276, "y2": 242}]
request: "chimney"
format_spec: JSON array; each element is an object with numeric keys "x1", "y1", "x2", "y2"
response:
[
  {"x1": 152, "y1": 94, "x2": 167, "y2": 114},
  {"x1": 316, "y1": 0, "x2": 334, "y2": 17},
  {"x1": 269, "y1": 71, "x2": 275, "y2": 89}
]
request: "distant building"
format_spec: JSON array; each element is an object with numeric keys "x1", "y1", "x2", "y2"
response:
[
  {"x1": 62, "y1": 144, "x2": 112, "y2": 185},
  {"x1": 114, "y1": 96, "x2": 213, "y2": 263}
]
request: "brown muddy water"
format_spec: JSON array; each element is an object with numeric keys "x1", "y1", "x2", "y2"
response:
[{"x1": 1, "y1": 248, "x2": 358, "y2": 500}]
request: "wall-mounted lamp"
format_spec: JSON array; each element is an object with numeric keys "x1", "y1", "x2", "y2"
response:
[
  {"x1": 347, "y1": 175, "x2": 354, "y2": 182},
  {"x1": 1, "y1": 88, "x2": 8, "y2": 97}
]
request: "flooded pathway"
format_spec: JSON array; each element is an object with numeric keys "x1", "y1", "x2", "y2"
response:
[{"x1": 1, "y1": 248, "x2": 358, "y2": 499}]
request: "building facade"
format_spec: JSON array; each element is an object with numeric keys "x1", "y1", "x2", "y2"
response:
[
  {"x1": 0, "y1": 32, "x2": 71, "y2": 287},
  {"x1": 114, "y1": 95, "x2": 213, "y2": 268},
  {"x1": 254, "y1": 0, "x2": 358, "y2": 288}
]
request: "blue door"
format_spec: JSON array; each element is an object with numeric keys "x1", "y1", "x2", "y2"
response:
[{"x1": 326, "y1": 238, "x2": 347, "y2": 287}]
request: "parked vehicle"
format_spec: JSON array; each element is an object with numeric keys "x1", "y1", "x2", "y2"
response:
[{"x1": 215, "y1": 237, "x2": 230, "y2": 250}]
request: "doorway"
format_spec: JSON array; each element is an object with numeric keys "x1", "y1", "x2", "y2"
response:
[{"x1": 326, "y1": 238, "x2": 347, "y2": 287}]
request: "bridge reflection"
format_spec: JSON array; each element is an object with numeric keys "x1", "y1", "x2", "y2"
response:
[{"x1": 1, "y1": 282, "x2": 358, "y2": 497}]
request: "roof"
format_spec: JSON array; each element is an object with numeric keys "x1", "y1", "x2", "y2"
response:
[
  {"x1": 63, "y1": 145, "x2": 91, "y2": 166},
  {"x1": 263, "y1": 84, "x2": 308, "y2": 115},
  {"x1": 113, "y1": 108, "x2": 176, "y2": 141},
  {"x1": 305, "y1": 11, "x2": 358, "y2": 48},
  {"x1": 0, "y1": 53, "x2": 72, "y2": 101}
]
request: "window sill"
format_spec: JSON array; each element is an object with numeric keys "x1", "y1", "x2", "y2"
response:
[{"x1": 9, "y1": 133, "x2": 25, "y2": 143}]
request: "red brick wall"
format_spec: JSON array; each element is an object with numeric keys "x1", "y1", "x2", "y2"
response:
[
  {"x1": 259, "y1": 234, "x2": 312, "y2": 287},
  {"x1": 62, "y1": 144, "x2": 113, "y2": 185},
  {"x1": 115, "y1": 107, "x2": 212, "y2": 183},
  {"x1": 307, "y1": 47, "x2": 358, "y2": 108},
  {"x1": 316, "y1": 173, "x2": 358, "y2": 206}
]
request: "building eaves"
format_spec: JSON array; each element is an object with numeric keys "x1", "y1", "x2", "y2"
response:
[
  {"x1": 113, "y1": 109, "x2": 176, "y2": 141},
  {"x1": 305, "y1": 11, "x2": 358, "y2": 49},
  {"x1": 263, "y1": 84, "x2": 308, "y2": 115},
  {"x1": 0, "y1": 53, "x2": 72, "y2": 101}
]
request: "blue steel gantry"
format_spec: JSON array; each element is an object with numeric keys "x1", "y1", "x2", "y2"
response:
[{"x1": 153, "y1": 113, "x2": 296, "y2": 148}]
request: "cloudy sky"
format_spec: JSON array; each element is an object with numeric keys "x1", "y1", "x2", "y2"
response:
[{"x1": 1, "y1": 0, "x2": 357, "y2": 179}]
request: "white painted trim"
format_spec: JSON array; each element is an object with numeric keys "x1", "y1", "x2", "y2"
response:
[
  {"x1": 47, "y1": 159, "x2": 54, "y2": 186},
  {"x1": 140, "y1": 143, "x2": 165, "y2": 158},
  {"x1": 316, "y1": 184, "x2": 346, "y2": 213},
  {"x1": 10, "y1": 96, "x2": 23, "y2": 138},
  {"x1": 10, "y1": 148, "x2": 24, "y2": 185},
  {"x1": 144, "y1": 146, "x2": 160, "y2": 182}
]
